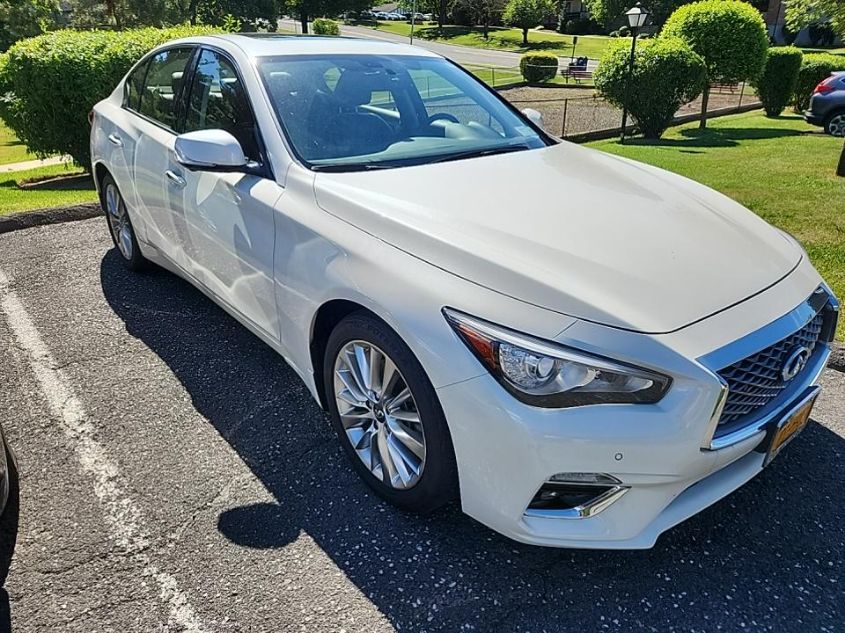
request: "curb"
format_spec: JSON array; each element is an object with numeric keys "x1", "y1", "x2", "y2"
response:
[{"x1": 0, "y1": 203, "x2": 101, "y2": 235}]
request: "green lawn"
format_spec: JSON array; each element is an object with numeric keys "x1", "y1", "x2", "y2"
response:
[
  {"x1": 800, "y1": 46, "x2": 845, "y2": 56},
  {"x1": 589, "y1": 112, "x2": 845, "y2": 339},
  {"x1": 0, "y1": 122, "x2": 38, "y2": 166},
  {"x1": 370, "y1": 21, "x2": 614, "y2": 60},
  {"x1": 0, "y1": 164, "x2": 96, "y2": 216}
]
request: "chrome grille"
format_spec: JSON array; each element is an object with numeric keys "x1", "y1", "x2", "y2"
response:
[{"x1": 717, "y1": 313, "x2": 824, "y2": 426}]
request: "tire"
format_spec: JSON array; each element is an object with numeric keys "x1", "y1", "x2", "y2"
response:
[
  {"x1": 323, "y1": 312, "x2": 458, "y2": 513},
  {"x1": 824, "y1": 110, "x2": 845, "y2": 137},
  {"x1": 100, "y1": 173, "x2": 147, "y2": 271},
  {"x1": 0, "y1": 442, "x2": 19, "y2": 588}
]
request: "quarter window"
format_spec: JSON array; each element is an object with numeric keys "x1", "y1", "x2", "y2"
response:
[
  {"x1": 137, "y1": 47, "x2": 195, "y2": 131},
  {"x1": 124, "y1": 60, "x2": 149, "y2": 111},
  {"x1": 184, "y1": 49, "x2": 261, "y2": 161}
]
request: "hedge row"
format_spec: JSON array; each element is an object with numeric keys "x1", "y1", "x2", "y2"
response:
[
  {"x1": 753, "y1": 47, "x2": 803, "y2": 117},
  {"x1": 312, "y1": 18, "x2": 340, "y2": 36},
  {"x1": 793, "y1": 53, "x2": 845, "y2": 113},
  {"x1": 0, "y1": 26, "x2": 219, "y2": 167},
  {"x1": 519, "y1": 52, "x2": 558, "y2": 83}
]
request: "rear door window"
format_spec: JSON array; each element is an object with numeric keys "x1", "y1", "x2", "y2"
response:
[{"x1": 137, "y1": 47, "x2": 195, "y2": 131}]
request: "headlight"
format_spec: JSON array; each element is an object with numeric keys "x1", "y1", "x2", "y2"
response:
[{"x1": 443, "y1": 308, "x2": 671, "y2": 408}]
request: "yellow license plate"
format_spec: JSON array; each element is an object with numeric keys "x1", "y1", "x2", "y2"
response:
[{"x1": 765, "y1": 392, "x2": 818, "y2": 466}]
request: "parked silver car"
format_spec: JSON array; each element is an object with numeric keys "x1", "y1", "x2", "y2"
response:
[{"x1": 804, "y1": 71, "x2": 845, "y2": 136}]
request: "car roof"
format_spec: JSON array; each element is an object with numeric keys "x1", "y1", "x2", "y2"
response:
[{"x1": 185, "y1": 33, "x2": 442, "y2": 60}]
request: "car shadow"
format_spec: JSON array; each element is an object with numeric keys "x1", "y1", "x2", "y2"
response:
[{"x1": 100, "y1": 251, "x2": 845, "y2": 631}]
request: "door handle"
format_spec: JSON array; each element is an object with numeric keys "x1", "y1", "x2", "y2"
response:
[
  {"x1": 165, "y1": 170, "x2": 186, "y2": 188},
  {"x1": 107, "y1": 133, "x2": 123, "y2": 147}
]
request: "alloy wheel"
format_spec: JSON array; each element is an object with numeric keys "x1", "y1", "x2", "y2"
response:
[
  {"x1": 333, "y1": 340, "x2": 426, "y2": 489},
  {"x1": 105, "y1": 183, "x2": 133, "y2": 260},
  {"x1": 828, "y1": 113, "x2": 845, "y2": 137}
]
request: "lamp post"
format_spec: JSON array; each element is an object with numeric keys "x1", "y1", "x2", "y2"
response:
[
  {"x1": 410, "y1": 0, "x2": 418, "y2": 44},
  {"x1": 619, "y1": 2, "x2": 649, "y2": 143}
]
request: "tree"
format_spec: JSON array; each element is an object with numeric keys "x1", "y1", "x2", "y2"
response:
[
  {"x1": 0, "y1": 0, "x2": 59, "y2": 51},
  {"x1": 502, "y1": 0, "x2": 552, "y2": 45},
  {"x1": 662, "y1": 0, "x2": 768, "y2": 128},
  {"x1": 595, "y1": 36, "x2": 706, "y2": 138},
  {"x1": 583, "y1": 0, "x2": 692, "y2": 30},
  {"x1": 453, "y1": 0, "x2": 505, "y2": 37}
]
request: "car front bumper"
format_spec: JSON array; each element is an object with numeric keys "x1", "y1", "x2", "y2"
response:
[{"x1": 436, "y1": 284, "x2": 837, "y2": 549}]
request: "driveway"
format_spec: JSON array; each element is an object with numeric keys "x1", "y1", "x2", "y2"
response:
[{"x1": 0, "y1": 218, "x2": 843, "y2": 632}]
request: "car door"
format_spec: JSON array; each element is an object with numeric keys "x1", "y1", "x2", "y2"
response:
[
  {"x1": 170, "y1": 47, "x2": 281, "y2": 340},
  {"x1": 129, "y1": 46, "x2": 197, "y2": 269},
  {"x1": 95, "y1": 58, "x2": 151, "y2": 241}
]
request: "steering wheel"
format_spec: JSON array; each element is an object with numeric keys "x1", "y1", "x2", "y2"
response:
[{"x1": 428, "y1": 112, "x2": 460, "y2": 125}]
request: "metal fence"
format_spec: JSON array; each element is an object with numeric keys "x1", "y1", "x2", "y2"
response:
[{"x1": 499, "y1": 81, "x2": 760, "y2": 140}]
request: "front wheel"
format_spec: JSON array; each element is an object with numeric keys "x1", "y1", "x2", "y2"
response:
[
  {"x1": 323, "y1": 312, "x2": 458, "y2": 513},
  {"x1": 101, "y1": 174, "x2": 147, "y2": 271}
]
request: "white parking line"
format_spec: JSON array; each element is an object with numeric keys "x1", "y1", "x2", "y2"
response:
[{"x1": 0, "y1": 268, "x2": 210, "y2": 633}]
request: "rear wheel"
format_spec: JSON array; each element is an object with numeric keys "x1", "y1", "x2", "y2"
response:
[
  {"x1": 101, "y1": 174, "x2": 146, "y2": 271},
  {"x1": 323, "y1": 312, "x2": 458, "y2": 513},
  {"x1": 824, "y1": 111, "x2": 845, "y2": 136}
]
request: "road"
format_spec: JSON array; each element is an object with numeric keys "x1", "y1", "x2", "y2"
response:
[
  {"x1": 279, "y1": 18, "x2": 527, "y2": 67},
  {"x1": 0, "y1": 217, "x2": 843, "y2": 632}
]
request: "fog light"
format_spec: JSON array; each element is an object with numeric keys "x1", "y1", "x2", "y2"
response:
[{"x1": 525, "y1": 473, "x2": 629, "y2": 519}]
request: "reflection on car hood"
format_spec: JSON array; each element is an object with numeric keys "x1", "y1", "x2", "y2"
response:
[{"x1": 313, "y1": 142, "x2": 801, "y2": 333}]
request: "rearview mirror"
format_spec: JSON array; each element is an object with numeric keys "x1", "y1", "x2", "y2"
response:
[
  {"x1": 175, "y1": 129, "x2": 248, "y2": 172},
  {"x1": 521, "y1": 108, "x2": 544, "y2": 131}
]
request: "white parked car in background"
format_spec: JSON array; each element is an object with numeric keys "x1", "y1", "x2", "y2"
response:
[{"x1": 90, "y1": 34, "x2": 839, "y2": 549}]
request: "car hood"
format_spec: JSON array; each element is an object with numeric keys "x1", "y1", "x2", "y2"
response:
[{"x1": 313, "y1": 143, "x2": 801, "y2": 334}]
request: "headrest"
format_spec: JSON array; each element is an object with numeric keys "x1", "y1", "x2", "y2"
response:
[{"x1": 333, "y1": 69, "x2": 394, "y2": 107}]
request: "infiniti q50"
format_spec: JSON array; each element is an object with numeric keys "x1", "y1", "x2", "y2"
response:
[{"x1": 90, "y1": 34, "x2": 839, "y2": 548}]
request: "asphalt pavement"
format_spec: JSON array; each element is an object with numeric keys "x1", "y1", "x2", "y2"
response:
[
  {"x1": 0, "y1": 217, "x2": 843, "y2": 632},
  {"x1": 278, "y1": 19, "x2": 528, "y2": 67}
]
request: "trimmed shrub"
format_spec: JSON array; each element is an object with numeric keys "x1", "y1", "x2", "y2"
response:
[
  {"x1": 752, "y1": 46, "x2": 803, "y2": 116},
  {"x1": 313, "y1": 18, "x2": 340, "y2": 35},
  {"x1": 662, "y1": 0, "x2": 769, "y2": 83},
  {"x1": 662, "y1": 0, "x2": 767, "y2": 127},
  {"x1": 793, "y1": 53, "x2": 845, "y2": 112},
  {"x1": 0, "y1": 26, "x2": 218, "y2": 167},
  {"x1": 519, "y1": 52, "x2": 558, "y2": 83},
  {"x1": 595, "y1": 37, "x2": 707, "y2": 139}
]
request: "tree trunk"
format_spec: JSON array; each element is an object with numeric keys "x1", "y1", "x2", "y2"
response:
[
  {"x1": 300, "y1": 12, "x2": 308, "y2": 34},
  {"x1": 837, "y1": 139, "x2": 845, "y2": 177},
  {"x1": 438, "y1": 0, "x2": 446, "y2": 31},
  {"x1": 522, "y1": 27, "x2": 528, "y2": 46},
  {"x1": 483, "y1": 15, "x2": 489, "y2": 39},
  {"x1": 699, "y1": 85, "x2": 710, "y2": 129},
  {"x1": 187, "y1": 0, "x2": 200, "y2": 25}
]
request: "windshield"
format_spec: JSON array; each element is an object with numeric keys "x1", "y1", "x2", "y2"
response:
[{"x1": 257, "y1": 54, "x2": 550, "y2": 171}]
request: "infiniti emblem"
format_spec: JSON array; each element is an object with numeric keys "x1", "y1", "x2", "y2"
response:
[{"x1": 782, "y1": 345, "x2": 811, "y2": 381}]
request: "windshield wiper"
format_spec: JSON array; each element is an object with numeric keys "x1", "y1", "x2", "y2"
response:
[
  {"x1": 427, "y1": 144, "x2": 532, "y2": 165},
  {"x1": 310, "y1": 162, "x2": 399, "y2": 172}
]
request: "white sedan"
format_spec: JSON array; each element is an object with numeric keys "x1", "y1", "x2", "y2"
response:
[{"x1": 90, "y1": 34, "x2": 839, "y2": 548}]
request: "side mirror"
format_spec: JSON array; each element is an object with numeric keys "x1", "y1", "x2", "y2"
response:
[
  {"x1": 521, "y1": 108, "x2": 544, "y2": 131},
  {"x1": 174, "y1": 129, "x2": 248, "y2": 172}
]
